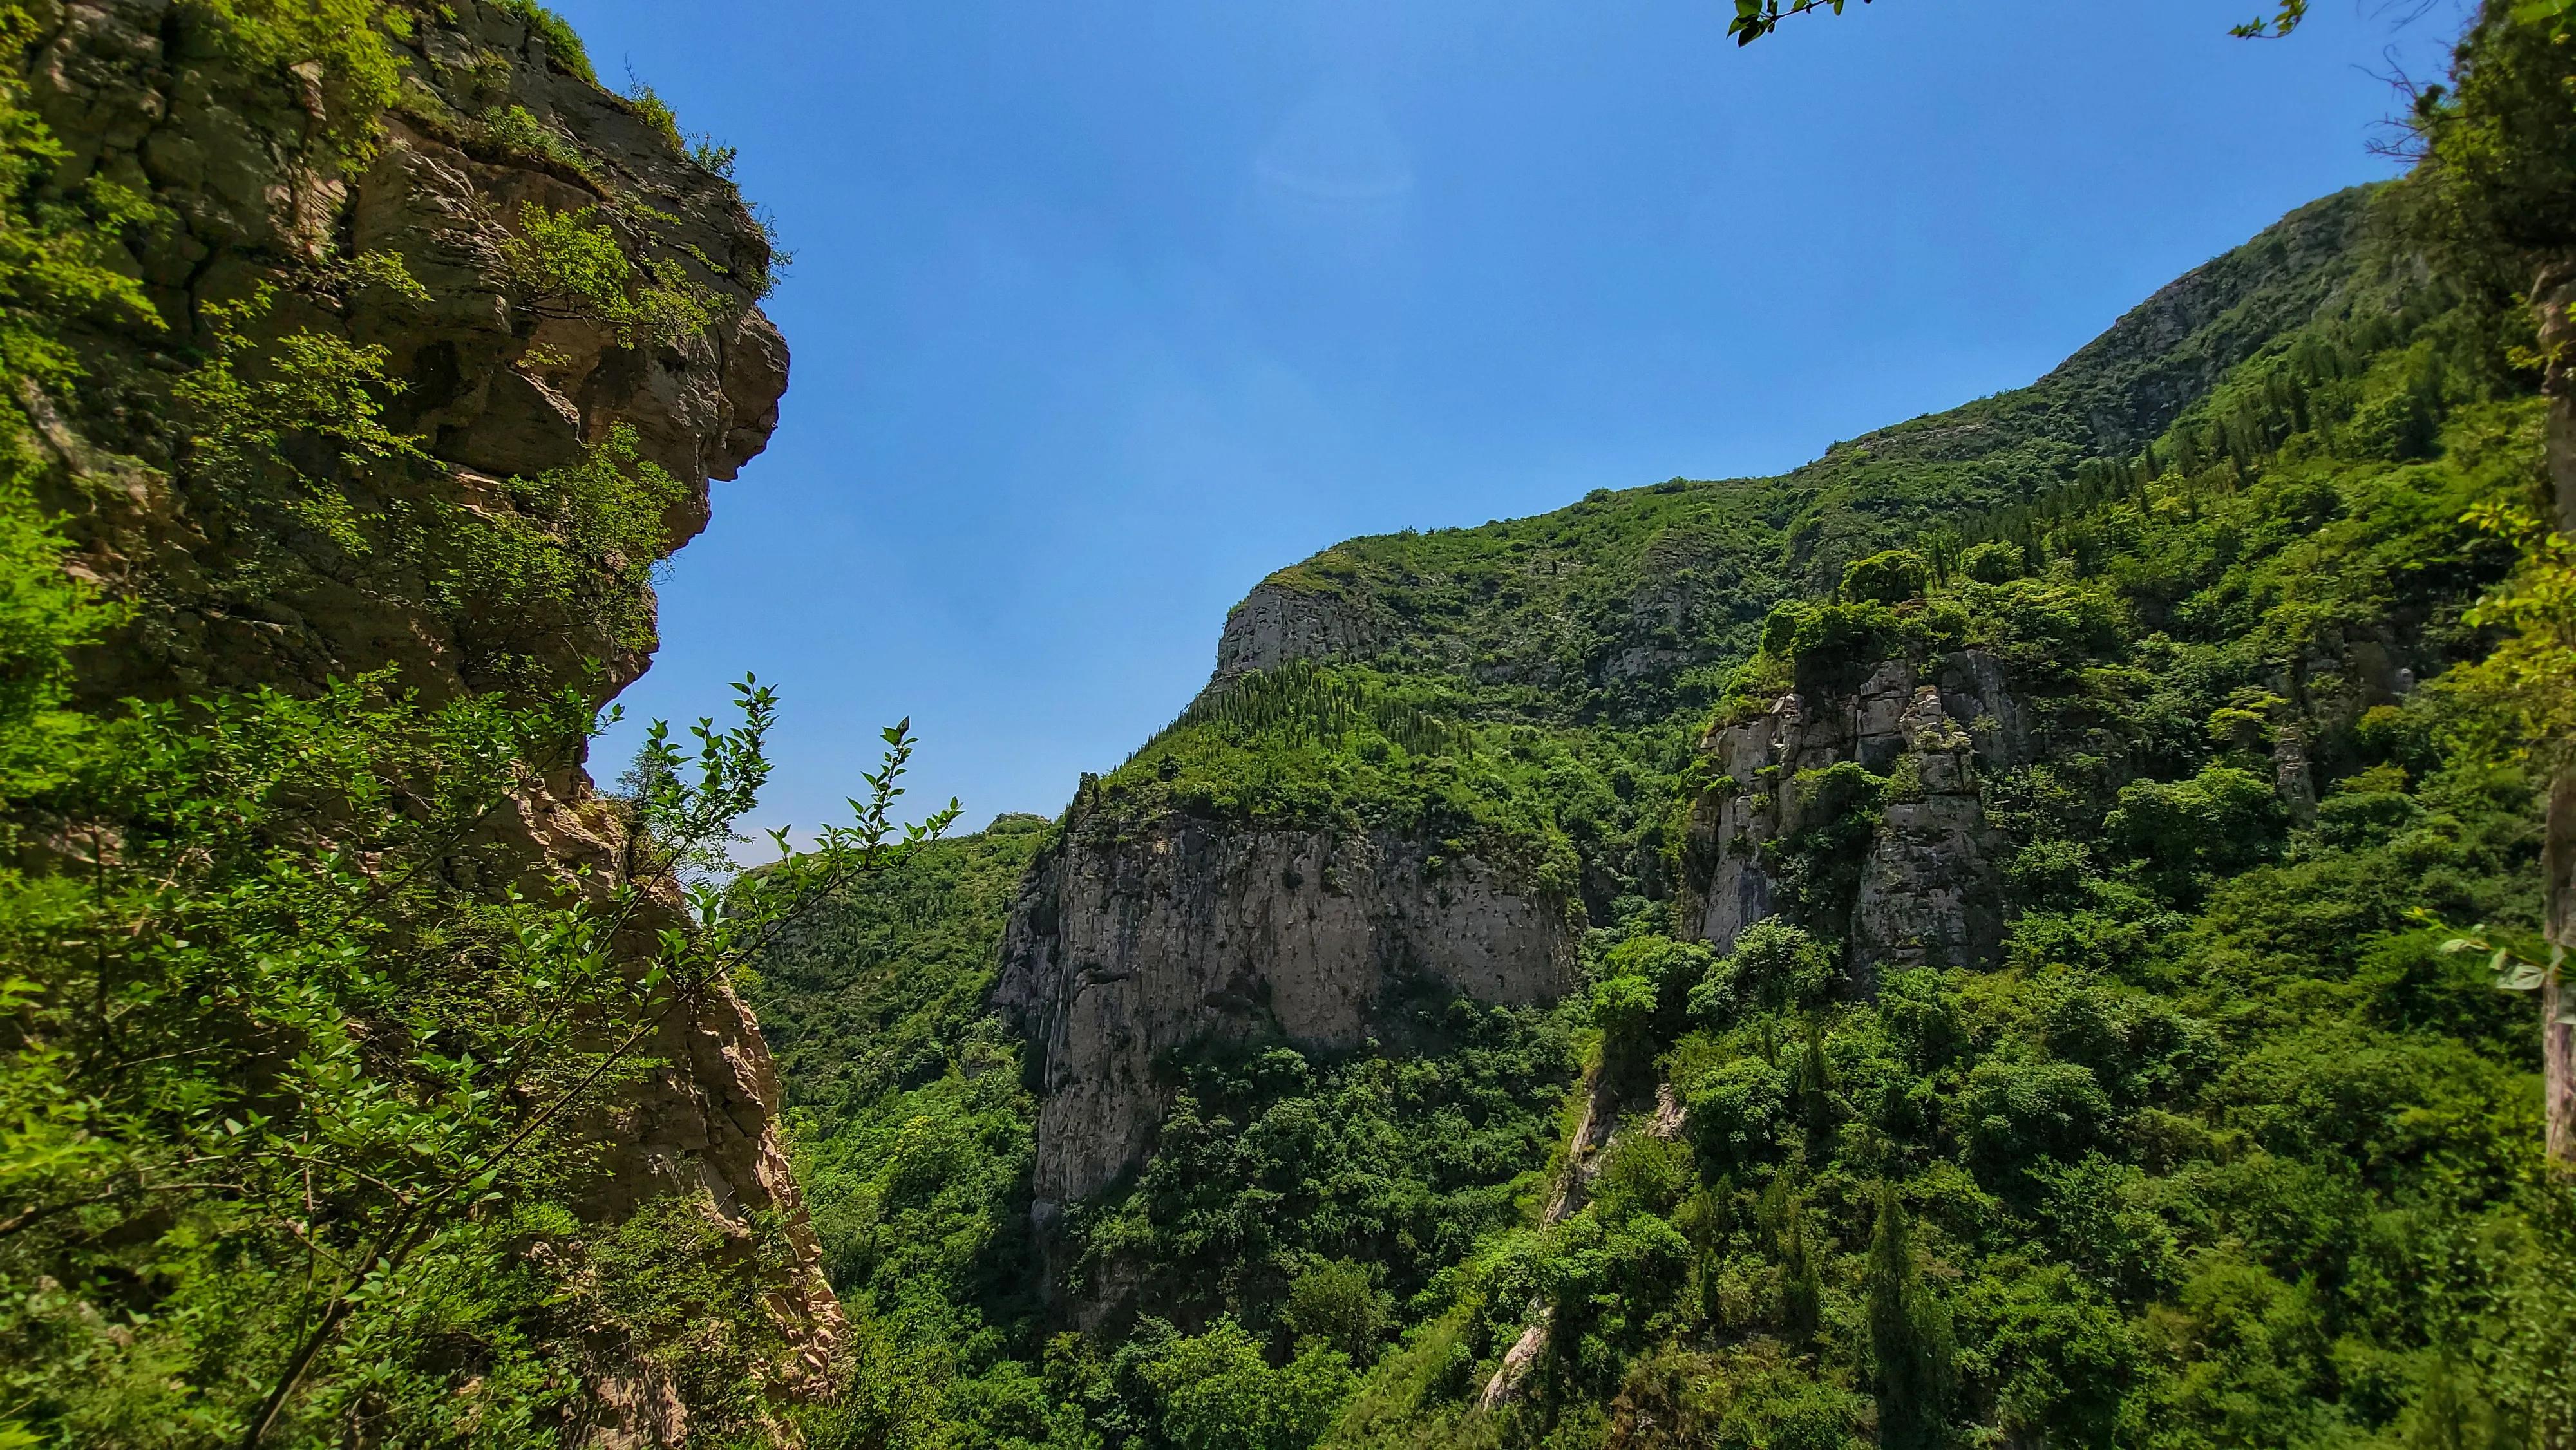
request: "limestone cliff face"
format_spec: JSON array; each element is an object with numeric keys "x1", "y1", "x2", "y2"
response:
[
  {"x1": 1683, "y1": 650, "x2": 2028, "y2": 978},
  {"x1": 1209, "y1": 578, "x2": 1382, "y2": 683},
  {"x1": 996, "y1": 795, "x2": 1576, "y2": 1208},
  {"x1": 23, "y1": 0, "x2": 829, "y2": 1429}
]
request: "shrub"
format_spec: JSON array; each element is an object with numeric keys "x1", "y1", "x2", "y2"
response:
[
  {"x1": 1687, "y1": 1056, "x2": 1792, "y2": 1173},
  {"x1": 1842, "y1": 549, "x2": 1931, "y2": 604},
  {"x1": 1593, "y1": 973, "x2": 1662, "y2": 1084},
  {"x1": 1143, "y1": 1318, "x2": 1355, "y2": 1450},
  {"x1": 2102, "y1": 764, "x2": 2284, "y2": 888},
  {"x1": 1958, "y1": 539, "x2": 2025, "y2": 584},
  {"x1": 492, "y1": 0, "x2": 600, "y2": 84},
  {"x1": 1279, "y1": 1261, "x2": 1389, "y2": 1364},
  {"x1": 1961, "y1": 1057, "x2": 2113, "y2": 1188}
]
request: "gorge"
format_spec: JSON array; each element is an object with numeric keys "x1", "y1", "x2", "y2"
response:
[{"x1": 3, "y1": 2, "x2": 2575, "y2": 1447}]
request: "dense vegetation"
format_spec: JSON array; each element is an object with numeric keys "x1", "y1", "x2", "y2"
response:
[
  {"x1": 0, "y1": 2, "x2": 916, "y2": 1445},
  {"x1": 753, "y1": 8, "x2": 2576, "y2": 1449},
  {"x1": 3, "y1": 0, "x2": 2571, "y2": 1445}
]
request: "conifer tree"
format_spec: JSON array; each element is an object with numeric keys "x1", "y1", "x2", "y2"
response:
[
  {"x1": 1779, "y1": 1203, "x2": 1823, "y2": 1348},
  {"x1": 1799, "y1": 1018, "x2": 1840, "y2": 1147},
  {"x1": 1866, "y1": 1185, "x2": 1955, "y2": 1450}
]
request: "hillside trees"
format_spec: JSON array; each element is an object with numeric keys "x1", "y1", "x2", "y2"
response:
[{"x1": 1734, "y1": 0, "x2": 2576, "y2": 1177}]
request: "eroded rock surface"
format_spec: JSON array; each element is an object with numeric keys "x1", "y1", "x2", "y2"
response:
[
  {"x1": 1209, "y1": 578, "x2": 1381, "y2": 683},
  {"x1": 23, "y1": 1, "x2": 831, "y2": 1430},
  {"x1": 1685, "y1": 650, "x2": 2025, "y2": 975},
  {"x1": 996, "y1": 802, "x2": 1576, "y2": 1207},
  {"x1": 39, "y1": 0, "x2": 784, "y2": 706}
]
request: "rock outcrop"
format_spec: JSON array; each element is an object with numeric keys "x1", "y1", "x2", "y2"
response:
[
  {"x1": 1209, "y1": 578, "x2": 1380, "y2": 683},
  {"x1": 1684, "y1": 650, "x2": 2026, "y2": 977},
  {"x1": 39, "y1": 0, "x2": 787, "y2": 707},
  {"x1": 996, "y1": 798, "x2": 1576, "y2": 1209},
  {"x1": 23, "y1": 1, "x2": 830, "y2": 1431}
]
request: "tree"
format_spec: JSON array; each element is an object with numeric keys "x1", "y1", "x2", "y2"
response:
[
  {"x1": 1866, "y1": 1185, "x2": 1955, "y2": 1450},
  {"x1": 1779, "y1": 1200, "x2": 1824, "y2": 1346}
]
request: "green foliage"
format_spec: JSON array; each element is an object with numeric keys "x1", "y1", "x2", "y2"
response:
[
  {"x1": 2102, "y1": 764, "x2": 2286, "y2": 893},
  {"x1": 0, "y1": 663, "x2": 957, "y2": 1442},
  {"x1": 1956, "y1": 540, "x2": 2025, "y2": 585},
  {"x1": 1726, "y1": 0, "x2": 1872, "y2": 47},
  {"x1": 500, "y1": 202, "x2": 721, "y2": 349},
  {"x1": 491, "y1": 0, "x2": 600, "y2": 86},
  {"x1": 1227, "y1": 89, "x2": 2568, "y2": 1447},
  {"x1": 1097, "y1": 663, "x2": 1596, "y2": 903},
  {"x1": 1865, "y1": 1188, "x2": 1956, "y2": 1450},
  {"x1": 433, "y1": 423, "x2": 688, "y2": 661},
  {"x1": 622, "y1": 79, "x2": 741, "y2": 178},
  {"x1": 1281, "y1": 1261, "x2": 1394, "y2": 1364},
  {"x1": 1075, "y1": 1008, "x2": 1578, "y2": 1332},
  {"x1": 747, "y1": 15, "x2": 2576, "y2": 1450},
  {"x1": 182, "y1": 0, "x2": 408, "y2": 162},
  {"x1": 1143, "y1": 1319, "x2": 1358, "y2": 1450},
  {"x1": 1591, "y1": 973, "x2": 1662, "y2": 1085},
  {"x1": 1689, "y1": 921, "x2": 1836, "y2": 1026},
  {"x1": 176, "y1": 280, "x2": 429, "y2": 557},
  {"x1": 1840, "y1": 548, "x2": 1929, "y2": 605},
  {"x1": 0, "y1": 0, "x2": 857, "y2": 1442},
  {"x1": 478, "y1": 102, "x2": 587, "y2": 172}
]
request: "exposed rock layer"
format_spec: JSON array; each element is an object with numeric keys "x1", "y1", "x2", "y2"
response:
[
  {"x1": 39, "y1": 0, "x2": 786, "y2": 706},
  {"x1": 1209, "y1": 578, "x2": 1381, "y2": 684},
  {"x1": 996, "y1": 800, "x2": 1577, "y2": 1207},
  {"x1": 24, "y1": 2, "x2": 828, "y2": 1435},
  {"x1": 1684, "y1": 650, "x2": 2028, "y2": 975}
]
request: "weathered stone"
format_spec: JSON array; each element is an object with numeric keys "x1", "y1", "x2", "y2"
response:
[
  {"x1": 1684, "y1": 652, "x2": 2015, "y2": 973},
  {"x1": 996, "y1": 811, "x2": 1577, "y2": 1209},
  {"x1": 24, "y1": 2, "x2": 836, "y2": 1431},
  {"x1": 1208, "y1": 578, "x2": 1379, "y2": 683},
  {"x1": 1852, "y1": 686, "x2": 2004, "y2": 977}
]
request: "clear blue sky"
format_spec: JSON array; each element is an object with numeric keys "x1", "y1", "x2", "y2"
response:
[{"x1": 561, "y1": 0, "x2": 2454, "y2": 842}]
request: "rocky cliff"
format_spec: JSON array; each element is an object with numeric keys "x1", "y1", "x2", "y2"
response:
[
  {"x1": 997, "y1": 787, "x2": 1576, "y2": 1208},
  {"x1": 1683, "y1": 650, "x2": 2027, "y2": 977},
  {"x1": 1209, "y1": 577, "x2": 1383, "y2": 685},
  {"x1": 23, "y1": 0, "x2": 828, "y2": 1430},
  {"x1": 39, "y1": 0, "x2": 786, "y2": 706}
]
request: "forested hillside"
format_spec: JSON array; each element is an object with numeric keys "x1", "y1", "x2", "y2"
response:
[{"x1": 752, "y1": 9, "x2": 2576, "y2": 1448}]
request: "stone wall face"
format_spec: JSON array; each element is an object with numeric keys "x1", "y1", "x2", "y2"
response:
[
  {"x1": 37, "y1": 0, "x2": 786, "y2": 706},
  {"x1": 23, "y1": 3, "x2": 833, "y2": 1431},
  {"x1": 996, "y1": 809, "x2": 1576, "y2": 1209},
  {"x1": 1208, "y1": 579, "x2": 1379, "y2": 684},
  {"x1": 1684, "y1": 650, "x2": 2028, "y2": 976}
]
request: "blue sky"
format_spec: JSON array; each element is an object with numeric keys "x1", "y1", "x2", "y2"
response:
[{"x1": 558, "y1": 0, "x2": 2457, "y2": 842}]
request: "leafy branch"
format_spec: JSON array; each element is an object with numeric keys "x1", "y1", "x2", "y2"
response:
[{"x1": 1726, "y1": 0, "x2": 1872, "y2": 46}]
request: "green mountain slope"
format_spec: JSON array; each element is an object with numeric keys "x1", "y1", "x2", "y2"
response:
[{"x1": 756, "y1": 153, "x2": 2573, "y2": 1450}]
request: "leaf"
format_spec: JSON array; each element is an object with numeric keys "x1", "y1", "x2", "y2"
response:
[{"x1": 2496, "y1": 962, "x2": 2546, "y2": 992}]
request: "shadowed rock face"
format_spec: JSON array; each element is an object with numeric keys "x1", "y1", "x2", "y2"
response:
[
  {"x1": 1683, "y1": 650, "x2": 2027, "y2": 977},
  {"x1": 37, "y1": 0, "x2": 786, "y2": 708},
  {"x1": 996, "y1": 802, "x2": 1576, "y2": 1209},
  {"x1": 24, "y1": 2, "x2": 828, "y2": 1431}
]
